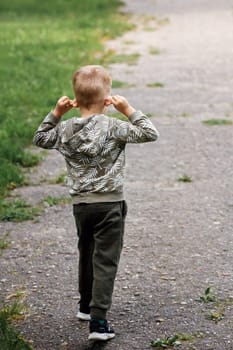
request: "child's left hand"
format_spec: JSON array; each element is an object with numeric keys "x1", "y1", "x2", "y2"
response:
[{"x1": 53, "y1": 96, "x2": 76, "y2": 118}]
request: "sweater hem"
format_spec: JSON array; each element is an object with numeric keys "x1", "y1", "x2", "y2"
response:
[{"x1": 71, "y1": 192, "x2": 124, "y2": 204}]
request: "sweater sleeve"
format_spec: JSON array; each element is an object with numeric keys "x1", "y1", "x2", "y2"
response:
[
  {"x1": 33, "y1": 112, "x2": 61, "y2": 149},
  {"x1": 110, "y1": 110, "x2": 159, "y2": 143}
]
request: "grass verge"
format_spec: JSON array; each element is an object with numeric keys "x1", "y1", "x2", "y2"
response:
[
  {"x1": 0, "y1": 199, "x2": 41, "y2": 222},
  {"x1": 202, "y1": 119, "x2": 233, "y2": 126},
  {"x1": 0, "y1": 293, "x2": 32, "y2": 349},
  {"x1": 0, "y1": 195, "x2": 73, "y2": 222},
  {"x1": 0, "y1": 0, "x2": 133, "y2": 198}
]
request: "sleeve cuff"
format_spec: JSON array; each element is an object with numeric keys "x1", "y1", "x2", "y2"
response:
[
  {"x1": 128, "y1": 110, "x2": 147, "y2": 123},
  {"x1": 43, "y1": 111, "x2": 61, "y2": 125}
]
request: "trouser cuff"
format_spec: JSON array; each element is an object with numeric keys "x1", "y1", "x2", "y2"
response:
[{"x1": 90, "y1": 307, "x2": 107, "y2": 320}]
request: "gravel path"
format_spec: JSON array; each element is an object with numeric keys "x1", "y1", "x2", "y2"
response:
[{"x1": 1, "y1": 1, "x2": 233, "y2": 349}]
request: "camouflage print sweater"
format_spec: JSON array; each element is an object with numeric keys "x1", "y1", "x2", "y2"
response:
[{"x1": 33, "y1": 110, "x2": 159, "y2": 203}]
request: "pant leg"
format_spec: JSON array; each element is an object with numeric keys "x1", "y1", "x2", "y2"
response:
[
  {"x1": 73, "y1": 201, "x2": 127, "y2": 319},
  {"x1": 73, "y1": 204, "x2": 94, "y2": 313},
  {"x1": 90, "y1": 201, "x2": 127, "y2": 319}
]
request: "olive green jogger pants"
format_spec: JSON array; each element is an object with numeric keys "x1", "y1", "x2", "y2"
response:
[{"x1": 73, "y1": 201, "x2": 127, "y2": 319}]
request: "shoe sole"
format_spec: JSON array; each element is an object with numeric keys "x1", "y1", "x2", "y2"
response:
[
  {"x1": 76, "y1": 312, "x2": 91, "y2": 321},
  {"x1": 88, "y1": 332, "x2": 115, "y2": 341}
]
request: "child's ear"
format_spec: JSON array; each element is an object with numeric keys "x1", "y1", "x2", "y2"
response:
[{"x1": 104, "y1": 96, "x2": 112, "y2": 107}]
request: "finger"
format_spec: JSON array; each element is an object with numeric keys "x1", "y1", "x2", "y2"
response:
[
  {"x1": 65, "y1": 101, "x2": 72, "y2": 108},
  {"x1": 72, "y1": 100, "x2": 79, "y2": 108},
  {"x1": 111, "y1": 95, "x2": 118, "y2": 103},
  {"x1": 62, "y1": 95, "x2": 69, "y2": 100},
  {"x1": 59, "y1": 96, "x2": 68, "y2": 103}
]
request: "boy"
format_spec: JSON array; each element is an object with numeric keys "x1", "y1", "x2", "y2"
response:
[{"x1": 33, "y1": 65, "x2": 159, "y2": 341}]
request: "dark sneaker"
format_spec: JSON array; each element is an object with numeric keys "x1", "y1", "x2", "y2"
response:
[{"x1": 88, "y1": 319, "x2": 115, "y2": 341}]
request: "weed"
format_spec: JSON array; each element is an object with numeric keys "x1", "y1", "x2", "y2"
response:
[
  {"x1": 0, "y1": 160, "x2": 24, "y2": 197},
  {"x1": 16, "y1": 151, "x2": 41, "y2": 168},
  {"x1": 1, "y1": 302, "x2": 28, "y2": 322},
  {"x1": 147, "y1": 82, "x2": 164, "y2": 88},
  {"x1": 112, "y1": 80, "x2": 135, "y2": 88},
  {"x1": 225, "y1": 111, "x2": 232, "y2": 117},
  {"x1": 0, "y1": 199, "x2": 40, "y2": 222},
  {"x1": 139, "y1": 14, "x2": 157, "y2": 24},
  {"x1": 177, "y1": 175, "x2": 192, "y2": 183},
  {"x1": 176, "y1": 333, "x2": 194, "y2": 341},
  {"x1": 149, "y1": 47, "x2": 161, "y2": 55},
  {"x1": 49, "y1": 172, "x2": 67, "y2": 184},
  {"x1": 144, "y1": 26, "x2": 157, "y2": 32},
  {"x1": 199, "y1": 288, "x2": 230, "y2": 324},
  {"x1": 181, "y1": 112, "x2": 190, "y2": 118},
  {"x1": 0, "y1": 301, "x2": 32, "y2": 349},
  {"x1": 202, "y1": 119, "x2": 233, "y2": 126},
  {"x1": 106, "y1": 53, "x2": 140, "y2": 65},
  {"x1": 110, "y1": 111, "x2": 153, "y2": 119},
  {"x1": 207, "y1": 308, "x2": 225, "y2": 323},
  {"x1": 43, "y1": 195, "x2": 71, "y2": 207},
  {"x1": 0, "y1": 240, "x2": 9, "y2": 250},
  {"x1": 150, "y1": 335, "x2": 181, "y2": 348},
  {"x1": 6, "y1": 290, "x2": 27, "y2": 301},
  {"x1": 199, "y1": 287, "x2": 216, "y2": 303},
  {"x1": 142, "y1": 15, "x2": 169, "y2": 31},
  {"x1": 0, "y1": 233, "x2": 10, "y2": 251},
  {"x1": 218, "y1": 297, "x2": 233, "y2": 307},
  {"x1": 150, "y1": 333, "x2": 196, "y2": 348},
  {"x1": 157, "y1": 17, "x2": 170, "y2": 26},
  {"x1": 123, "y1": 40, "x2": 136, "y2": 45}
]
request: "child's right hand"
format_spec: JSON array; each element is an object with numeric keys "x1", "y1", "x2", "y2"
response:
[
  {"x1": 53, "y1": 96, "x2": 77, "y2": 118},
  {"x1": 111, "y1": 95, "x2": 136, "y2": 118}
]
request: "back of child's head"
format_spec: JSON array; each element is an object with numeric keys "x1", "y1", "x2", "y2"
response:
[{"x1": 72, "y1": 65, "x2": 112, "y2": 109}]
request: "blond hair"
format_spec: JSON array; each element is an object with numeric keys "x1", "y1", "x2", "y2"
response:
[{"x1": 72, "y1": 65, "x2": 112, "y2": 109}]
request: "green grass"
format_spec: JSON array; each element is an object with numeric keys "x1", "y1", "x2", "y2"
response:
[
  {"x1": 150, "y1": 333, "x2": 197, "y2": 348},
  {"x1": 140, "y1": 15, "x2": 169, "y2": 31},
  {"x1": 180, "y1": 112, "x2": 190, "y2": 118},
  {"x1": 43, "y1": 195, "x2": 72, "y2": 206},
  {"x1": 0, "y1": 0, "x2": 133, "y2": 198},
  {"x1": 0, "y1": 199, "x2": 40, "y2": 222},
  {"x1": 177, "y1": 174, "x2": 192, "y2": 183},
  {"x1": 147, "y1": 82, "x2": 164, "y2": 88},
  {"x1": 207, "y1": 308, "x2": 225, "y2": 323},
  {"x1": 149, "y1": 47, "x2": 161, "y2": 55},
  {"x1": 112, "y1": 80, "x2": 135, "y2": 88},
  {"x1": 106, "y1": 53, "x2": 140, "y2": 65},
  {"x1": 49, "y1": 172, "x2": 67, "y2": 184},
  {"x1": 0, "y1": 239, "x2": 9, "y2": 250},
  {"x1": 150, "y1": 335, "x2": 181, "y2": 347},
  {"x1": 202, "y1": 119, "x2": 233, "y2": 126},
  {"x1": 199, "y1": 287, "x2": 216, "y2": 303},
  {"x1": 0, "y1": 195, "x2": 73, "y2": 222},
  {"x1": 0, "y1": 233, "x2": 10, "y2": 252},
  {"x1": 0, "y1": 301, "x2": 32, "y2": 350}
]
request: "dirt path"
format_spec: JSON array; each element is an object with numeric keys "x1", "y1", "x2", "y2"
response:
[{"x1": 1, "y1": 1, "x2": 233, "y2": 349}]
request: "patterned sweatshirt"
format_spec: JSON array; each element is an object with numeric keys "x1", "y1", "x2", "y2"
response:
[{"x1": 33, "y1": 110, "x2": 159, "y2": 203}]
